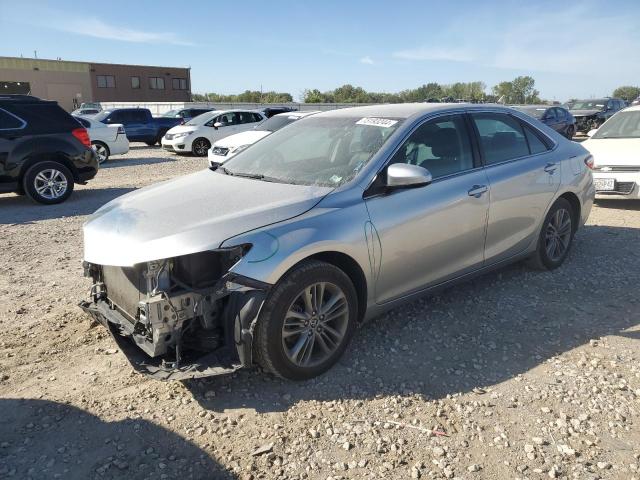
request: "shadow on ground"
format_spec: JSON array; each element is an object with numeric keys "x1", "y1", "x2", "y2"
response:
[
  {"x1": 0, "y1": 398, "x2": 235, "y2": 480},
  {"x1": 102, "y1": 157, "x2": 177, "y2": 168},
  {"x1": 594, "y1": 199, "x2": 640, "y2": 211},
  {"x1": 0, "y1": 188, "x2": 135, "y2": 225},
  {"x1": 184, "y1": 223, "x2": 640, "y2": 413}
]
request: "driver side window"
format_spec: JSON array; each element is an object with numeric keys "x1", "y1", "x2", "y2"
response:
[{"x1": 389, "y1": 114, "x2": 474, "y2": 179}]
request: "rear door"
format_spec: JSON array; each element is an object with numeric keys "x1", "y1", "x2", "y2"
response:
[{"x1": 470, "y1": 112, "x2": 560, "y2": 264}]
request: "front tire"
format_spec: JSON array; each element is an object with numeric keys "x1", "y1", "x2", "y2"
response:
[
  {"x1": 191, "y1": 138, "x2": 210, "y2": 157},
  {"x1": 254, "y1": 260, "x2": 357, "y2": 380},
  {"x1": 528, "y1": 198, "x2": 575, "y2": 270},
  {"x1": 23, "y1": 161, "x2": 74, "y2": 205},
  {"x1": 92, "y1": 141, "x2": 110, "y2": 164}
]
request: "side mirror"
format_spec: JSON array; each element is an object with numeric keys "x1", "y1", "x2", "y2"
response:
[
  {"x1": 587, "y1": 129, "x2": 598, "y2": 137},
  {"x1": 213, "y1": 122, "x2": 223, "y2": 129},
  {"x1": 386, "y1": 163, "x2": 432, "y2": 188}
]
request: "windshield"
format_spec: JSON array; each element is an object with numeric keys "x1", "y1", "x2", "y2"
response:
[
  {"x1": 162, "y1": 109, "x2": 179, "y2": 117},
  {"x1": 220, "y1": 116, "x2": 403, "y2": 187},
  {"x1": 572, "y1": 101, "x2": 606, "y2": 110},
  {"x1": 185, "y1": 111, "x2": 217, "y2": 126},
  {"x1": 512, "y1": 106, "x2": 546, "y2": 119},
  {"x1": 592, "y1": 111, "x2": 640, "y2": 139},
  {"x1": 255, "y1": 115, "x2": 299, "y2": 132}
]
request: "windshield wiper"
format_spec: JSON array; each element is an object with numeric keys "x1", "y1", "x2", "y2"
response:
[{"x1": 233, "y1": 171, "x2": 265, "y2": 180}]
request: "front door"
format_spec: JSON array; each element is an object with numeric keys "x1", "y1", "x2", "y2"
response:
[
  {"x1": 470, "y1": 112, "x2": 561, "y2": 264},
  {"x1": 365, "y1": 114, "x2": 490, "y2": 304}
]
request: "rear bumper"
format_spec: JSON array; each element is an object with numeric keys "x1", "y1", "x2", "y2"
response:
[{"x1": 77, "y1": 167, "x2": 98, "y2": 184}]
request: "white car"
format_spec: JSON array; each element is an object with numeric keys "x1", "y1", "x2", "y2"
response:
[
  {"x1": 582, "y1": 105, "x2": 640, "y2": 199},
  {"x1": 74, "y1": 115, "x2": 129, "y2": 164},
  {"x1": 208, "y1": 110, "x2": 319, "y2": 166},
  {"x1": 161, "y1": 110, "x2": 266, "y2": 157}
]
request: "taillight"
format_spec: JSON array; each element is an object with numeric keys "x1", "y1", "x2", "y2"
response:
[
  {"x1": 117, "y1": 126, "x2": 125, "y2": 135},
  {"x1": 584, "y1": 155, "x2": 594, "y2": 170},
  {"x1": 72, "y1": 127, "x2": 91, "y2": 148}
]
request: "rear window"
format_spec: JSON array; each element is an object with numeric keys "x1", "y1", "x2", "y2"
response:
[{"x1": 3, "y1": 102, "x2": 78, "y2": 134}]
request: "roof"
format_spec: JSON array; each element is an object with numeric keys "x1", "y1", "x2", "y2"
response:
[
  {"x1": 274, "y1": 110, "x2": 320, "y2": 118},
  {"x1": 0, "y1": 94, "x2": 52, "y2": 104},
  {"x1": 314, "y1": 102, "x2": 516, "y2": 119},
  {"x1": 0, "y1": 56, "x2": 189, "y2": 72},
  {"x1": 510, "y1": 104, "x2": 552, "y2": 109}
]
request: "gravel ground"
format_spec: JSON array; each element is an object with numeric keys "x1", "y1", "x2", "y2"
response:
[{"x1": 0, "y1": 145, "x2": 639, "y2": 480}]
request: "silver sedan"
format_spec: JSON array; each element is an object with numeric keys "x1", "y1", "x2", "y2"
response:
[{"x1": 81, "y1": 103, "x2": 595, "y2": 381}]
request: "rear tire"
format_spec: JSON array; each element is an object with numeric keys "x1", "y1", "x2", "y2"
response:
[
  {"x1": 145, "y1": 141, "x2": 158, "y2": 146},
  {"x1": 254, "y1": 260, "x2": 357, "y2": 380},
  {"x1": 527, "y1": 198, "x2": 575, "y2": 270},
  {"x1": 191, "y1": 138, "x2": 210, "y2": 157},
  {"x1": 92, "y1": 141, "x2": 110, "y2": 164},
  {"x1": 23, "y1": 161, "x2": 74, "y2": 205}
]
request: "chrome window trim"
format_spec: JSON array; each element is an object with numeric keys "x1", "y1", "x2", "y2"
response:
[{"x1": 0, "y1": 108, "x2": 27, "y2": 131}]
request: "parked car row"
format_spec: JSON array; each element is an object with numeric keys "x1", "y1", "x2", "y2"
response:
[
  {"x1": 207, "y1": 110, "x2": 319, "y2": 166},
  {"x1": 161, "y1": 109, "x2": 267, "y2": 156},
  {"x1": 510, "y1": 105, "x2": 576, "y2": 139}
]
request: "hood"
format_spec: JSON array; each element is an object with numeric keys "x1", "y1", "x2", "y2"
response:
[
  {"x1": 582, "y1": 138, "x2": 640, "y2": 166},
  {"x1": 83, "y1": 169, "x2": 332, "y2": 266},
  {"x1": 569, "y1": 109, "x2": 601, "y2": 117},
  {"x1": 213, "y1": 130, "x2": 271, "y2": 148},
  {"x1": 166, "y1": 124, "x2": 197, "y2": 135}
]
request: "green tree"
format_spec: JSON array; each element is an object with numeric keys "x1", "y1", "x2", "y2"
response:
[
  {"x1": 492, "y1": 76, "x2": 540, "y2": 104},
  {"x1": 612, "y1": 86, "x2": 640, "y2": 103}
]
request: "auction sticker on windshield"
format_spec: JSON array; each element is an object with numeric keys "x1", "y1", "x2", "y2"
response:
[{"x1": 356, "y1": 117, "x2": 398, "y2": 128}]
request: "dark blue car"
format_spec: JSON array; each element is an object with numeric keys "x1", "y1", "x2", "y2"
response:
[{"x1": 511, "y1": 105, "x2": 576, "y2": 139}]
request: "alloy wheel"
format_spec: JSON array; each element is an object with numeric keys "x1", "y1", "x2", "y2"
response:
[
  {"x1": 544, "y1": 208, "x2": 572, "y2": 262},
  {"x1": 281, "y1": 282, "x2": 349, "y2": 367},
  {"x1": 193, "y1": 139, "x2": 209, "y2": 156},
  {"x1": 33, "y1": 168, "x2": 68, "y2": 200},
  {"x1": 94, "y1": 144, "x2": 108, "y2": 163}
]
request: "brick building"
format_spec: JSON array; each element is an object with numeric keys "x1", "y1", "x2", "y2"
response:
[{"x1": 0, "y1": 56, "x2": 191, "y2": 111}]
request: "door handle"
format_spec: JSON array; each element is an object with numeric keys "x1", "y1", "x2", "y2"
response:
[
  {"x1": 467, "y1": 185, "x2": 488, "y2": 197},
  {"x1": 544, "y1": 162, "x2": 557, "y2": 174}
]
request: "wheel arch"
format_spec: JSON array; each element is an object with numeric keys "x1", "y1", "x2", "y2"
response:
[
  {"x1": 19, "y1": 153, "x2": 80, "y2": 183},
  {"x1": 557, "y1": 191, "x2": 581, "y2": 232},
  {"x1": 304, "y1": 251, "x2": 368, "y2": 323}
]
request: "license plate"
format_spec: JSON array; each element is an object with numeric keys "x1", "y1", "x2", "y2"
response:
[{"x1": 594, "y1": 178, "x2": 615, "y2": 191}]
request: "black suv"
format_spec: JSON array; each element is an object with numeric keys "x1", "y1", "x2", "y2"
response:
[
  {"x1": 569, "y1": 97, "x2": 627, "y2": 133},
  {"x1": 0, "y1": 95, "x2": 98, "y2": 204}
]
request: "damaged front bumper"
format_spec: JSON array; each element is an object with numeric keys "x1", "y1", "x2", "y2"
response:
[{"x1": 79, "y1": 252, "x2": 271, "y2": 381}]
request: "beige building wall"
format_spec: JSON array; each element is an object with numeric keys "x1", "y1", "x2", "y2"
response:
[{"x1": 0, "y1": 57, "x2": 92, "y2": 111}]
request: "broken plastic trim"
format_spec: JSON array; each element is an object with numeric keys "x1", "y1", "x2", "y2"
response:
[{"x1": 79, "y1": 271, "x2": 271, "y2": 381}]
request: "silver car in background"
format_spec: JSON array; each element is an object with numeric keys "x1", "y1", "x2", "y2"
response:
[{"x1": 80, "y1": 104, "x2": 595, "y2": 381}]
